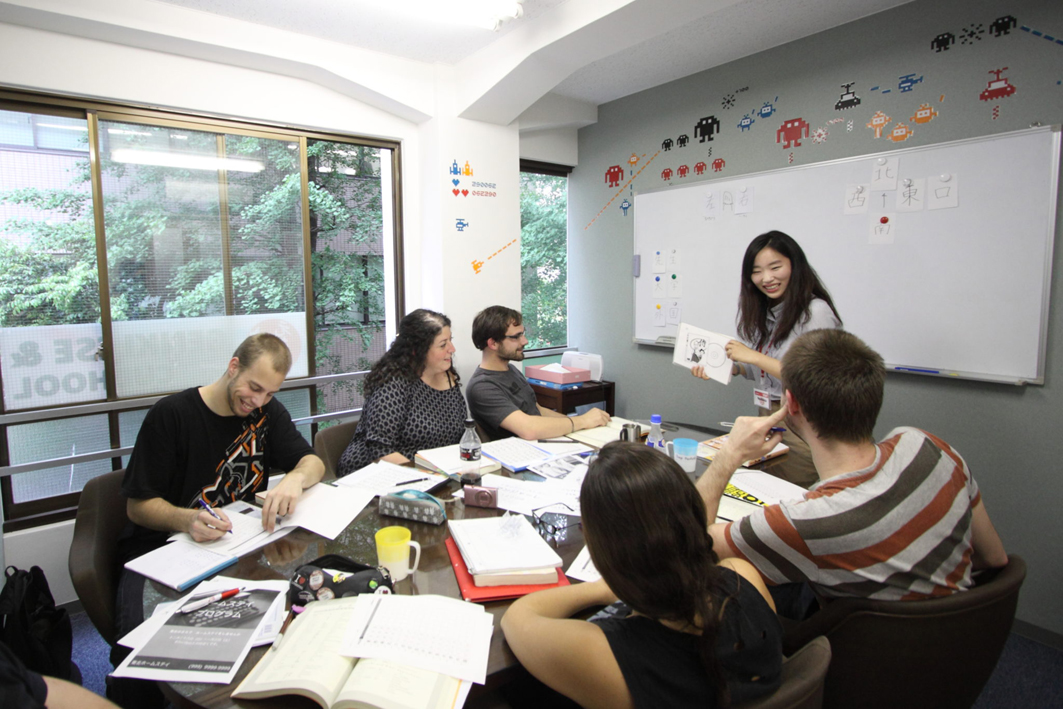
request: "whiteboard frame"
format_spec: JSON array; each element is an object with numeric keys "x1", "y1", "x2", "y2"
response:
[{"x1": 631, "y1": 125, "x2": 1061, "y2": 386}]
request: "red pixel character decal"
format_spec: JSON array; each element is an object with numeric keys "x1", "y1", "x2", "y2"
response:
[
  {"x1": 776, "y1": 118, "x2": 809, "y2": 148},
  {"x1": 661, "y1": 168, "x2": 673, "y2": 181},
  {"x1": 712, "y1": 158, "x2": 725, "y2": 172},
  {"x1": 677, "y1": 164, "x2": 690, "y2": 178},
  {"x1": 979, "y1": 67, "x2": 1017, "y2": 101},
  {"x1": 694, "y1": 161, "x2": 707, "y2": 175},
  {"x1": 605, "y1": 165, "x2": 624, "y2": 188}
]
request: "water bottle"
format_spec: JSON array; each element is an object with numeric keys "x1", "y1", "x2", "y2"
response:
[
  {"x1": 459, "y1": 418, "x2": 482, "y2": 477},
  {"x1": 646, "y1": 414, "x2": 665, "y2": 450}
]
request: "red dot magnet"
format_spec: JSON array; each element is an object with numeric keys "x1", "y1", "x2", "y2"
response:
[{"x1": 880, "y1": 216, "x2": 889, "y2": 224}]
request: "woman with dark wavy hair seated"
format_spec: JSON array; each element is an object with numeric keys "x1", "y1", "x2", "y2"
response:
[
  {"x1": 337, "y1": 309, "x2": 466, "y2": 476},
  {"x1": 502, "y1": 442, "x2": 782, "y2": 709}
]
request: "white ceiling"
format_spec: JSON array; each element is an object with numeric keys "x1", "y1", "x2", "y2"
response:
[{"x1": 152, "y1": 0, "x2": 911, "y2": 108}]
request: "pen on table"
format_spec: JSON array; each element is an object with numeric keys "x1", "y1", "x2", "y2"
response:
[
  {"x1": 197, "y1": 498, "x2": 233, "y2": 533},
  {"x1": 394, "y1": 477, "x2": 430, "y2": 486},
  {"x1": 719, "y1": 421, "x2": 786, "y2": 434},
  {"x1": 271, "y1": 609, "x2": 297, "y2": 651},
  {"x1": 179, "y1": 587, "x2": 245, "y2": 614},
  {"x1": 536, "y1": 439, "x2": 573, "y2": 444},
  {"x1": 358, "y1": 596, "x2": 383, "y2": 641}
]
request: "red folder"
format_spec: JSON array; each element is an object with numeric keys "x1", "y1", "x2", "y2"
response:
[{"x1": 444, "y1": 538, "x2": 570, "y2": 602}]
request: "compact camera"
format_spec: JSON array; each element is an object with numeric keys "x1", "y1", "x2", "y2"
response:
[{"x1": 464, "y1": 485, "x2": 498, "y2": 508}]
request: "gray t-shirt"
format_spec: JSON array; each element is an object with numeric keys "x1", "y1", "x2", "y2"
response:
[{"x1": 466, "y1": 365, "x2": 540, "y2": 440}]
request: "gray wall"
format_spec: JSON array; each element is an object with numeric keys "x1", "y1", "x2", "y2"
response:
[{"x1": 569, "y1": 0, "x2": 1063, "y2": 638}]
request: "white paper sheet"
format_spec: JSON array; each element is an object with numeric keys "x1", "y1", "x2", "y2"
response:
[
  {"x1": 672, "y1": 322, "x2": 734, "y2": 385},
  {"x1": 334, "y1": 460, "x2": 449, "y2": 496},
  {"x1": 566, "y1": 546, "x2": 601, "y2": 583}
]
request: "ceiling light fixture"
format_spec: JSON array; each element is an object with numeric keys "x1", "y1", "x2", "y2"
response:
[
  {"x1": 395, "y1": 0, "x2": 524, "y2": 31},
  {"x1": 111, "y1": 149, "x2": 264, "y2": 173}
]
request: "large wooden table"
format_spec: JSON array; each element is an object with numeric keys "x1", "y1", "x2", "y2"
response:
[{"x1": 146, "y1": 474, "x2": 586, "y2": 709}]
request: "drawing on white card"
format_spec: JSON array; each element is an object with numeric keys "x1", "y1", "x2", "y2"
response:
[
  {"x1": 896, "y1": 178, "x2": 925, "y2": 212},
  {"x1": 722, "y1": 191, "x2": 734, "y2": 213},
  {"x1": 672, "y1": 323, "x2": 733, "y2": 384},
  {"x1": 870, "y1": 157, "x2": 899, "y2": 190},
  {"x1": 927, "y1": 174, "x2": 959, "y2": 210},
  {"x1": 652, "y1": 250, "x2": 666, "y2": 273},
  {"x1": 870, "y1": 190, "x2": 894, "y2": 212},
  {"x1": 734, "y1": 187, "x2": 754, "y2": 215},
  {"x1": 703, "y1": 190, "x2": 719, "y2": 219},
  {"x1": 844, "y1": 184, "x2": 870, "y2": 214},
  {"x1": 668, "y1": 273, "x2": 682, "y2": 297},
  {"x1": 667, "y1": 248, "x2": 680, "y2": 269},
  {"x1": 666, "y1": 301, "x2": 682, "y2": 325},
  {"x1": 653, "y1": 275, "x2": 665, "y2": 294},
  {"x1": 869, "y1": 214, "x2": 895, "y2": 244},
  {"x1": 652, "y1": 305, "x2": 666, "y2": 327}
]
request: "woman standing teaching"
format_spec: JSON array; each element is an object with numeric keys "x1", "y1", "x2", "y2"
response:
[
  {"x1": 695, "y1": 230, "x2": 842, "y2": 487},
  {"x1": 336, "y1": 309, "x2": 466, "y2": 476}
]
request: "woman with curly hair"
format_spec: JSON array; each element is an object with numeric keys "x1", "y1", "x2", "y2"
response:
[
  {"x1": 337, "y1": 309, "x2": 466, "y2": 476},
  {"x1": 502, "y1": 442, "x2": 782, "y2": 709},
  {"x1": 693, "y1": 230, "x2": 842, "y2": 487}
]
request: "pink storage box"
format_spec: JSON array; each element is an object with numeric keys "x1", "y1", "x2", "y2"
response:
[{"x1": 525, "y1": 364, "x2": 591, "y2": 384}]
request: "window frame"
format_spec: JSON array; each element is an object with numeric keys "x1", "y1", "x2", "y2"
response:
[{"x1": 0, "y1": 89, "x2": 405, "y2": 530}]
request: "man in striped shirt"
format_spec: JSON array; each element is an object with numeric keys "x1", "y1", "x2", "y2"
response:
[{"x1": 697, "y1": 329, "x2": 1007, "y2": 606}]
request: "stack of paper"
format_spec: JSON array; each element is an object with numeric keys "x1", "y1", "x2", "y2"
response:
[
  {"x1": 447, "y1": 515, "x2": 562, "y2": 576},
  {"x1": 480, "y1": 438, "x2": 555, "y2": 471},
  {"x1": 414, "y1": 443, "x2": 502, "y2": 476}
]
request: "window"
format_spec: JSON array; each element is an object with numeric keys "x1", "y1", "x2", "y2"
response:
[
  {"x1": 519, "y1": 160, "x2": 571, "y2": 349},
  {"x1": 0, "y1": 93, "x2": 401, "y2": 527}
]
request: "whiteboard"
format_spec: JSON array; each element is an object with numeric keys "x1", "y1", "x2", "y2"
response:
[{"x1": 633, "y1": 126, "x2": 1060, "y2": 385}]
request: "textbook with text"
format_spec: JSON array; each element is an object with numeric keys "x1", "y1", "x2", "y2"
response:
[{"x1": 232, "y1": 596, "x2": 466, "y2": 709}]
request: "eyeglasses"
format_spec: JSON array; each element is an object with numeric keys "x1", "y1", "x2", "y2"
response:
[
  {"x1": 501, "y1": 330, "x2": 527, "y2": 340},
  {"x1": 531, "y1": 503, "x2": 581, "y2": 537}
]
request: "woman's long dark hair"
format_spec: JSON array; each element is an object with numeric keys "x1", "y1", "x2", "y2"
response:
[
  {"x1": 736, "y1": 231, "x2": 841, "y2": 349},
  {"x1": 363, "y1": 309, "x2": 458, "y2": 398},
  {"x1": 581, "y1": 442, "x2": 733, "y2": 706}
]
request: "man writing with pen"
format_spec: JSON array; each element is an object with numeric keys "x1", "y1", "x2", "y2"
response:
[{"x1": 110, "y1": 333, "x2": 324, "y2": 708}]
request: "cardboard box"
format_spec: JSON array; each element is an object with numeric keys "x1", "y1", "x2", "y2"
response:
[{"x1": 525, "y1": 364, "x2": 591, "y2": 384}]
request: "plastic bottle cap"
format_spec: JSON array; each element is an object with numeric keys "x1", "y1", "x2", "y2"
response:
[{"x1": 650, "y1": 414, "x2": 662, "y2": 424}]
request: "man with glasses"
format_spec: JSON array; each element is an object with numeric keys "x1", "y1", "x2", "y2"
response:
[{"x1": 467, "y1": 305, "x2": 610, "y2": 441}]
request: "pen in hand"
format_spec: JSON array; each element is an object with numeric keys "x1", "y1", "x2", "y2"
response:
[
  {"x1": 719, "y1": 421, "x2": 786, "y2": 434},
  {"x1": 197, "y1": 498, "x2": 233, "y2": 534}
]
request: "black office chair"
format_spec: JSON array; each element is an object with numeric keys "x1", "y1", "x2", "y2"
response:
[
  {"x1": 68, "y1": 469, "x2": 128, "y2": 646},
  {"x1": 782, "y1": 556, "x2": 1026, "y2": 709},
  {"x1": 736, "y1": 635, "x2": 831, "y2": 709},
  {"x1": 313, "y1": 420, "x2": 358, "y2": 480}
]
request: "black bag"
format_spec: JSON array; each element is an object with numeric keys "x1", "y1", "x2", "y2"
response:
[
  {"x1": 288, "y1": 554, "x2": 393, "y2": 610},
  {"x1": 0, "y1": 565, "x2": 80, "y2": 682}
]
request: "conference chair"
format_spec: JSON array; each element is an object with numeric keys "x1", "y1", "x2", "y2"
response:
[
  {"x1": 313, "y1": 419, "x2": 358, "y2": 480},
  {"x1": 737, "y1": 635, "x2": 831, "y2": 709},
  {"x1": 68, "y1": 468, "x2": 127, "y2": 646},
  {"x1": 781, "y1": 555, "x2": 1026, "y2": 709}
]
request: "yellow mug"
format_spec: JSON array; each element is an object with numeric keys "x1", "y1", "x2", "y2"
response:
[{"x1": 374, "y1": 526, "x2": 421, "y2": 582}]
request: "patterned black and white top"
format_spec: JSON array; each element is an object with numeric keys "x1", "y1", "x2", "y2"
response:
[{"x1": 337, "y1": 376, "x2": 467, "y2": 476}]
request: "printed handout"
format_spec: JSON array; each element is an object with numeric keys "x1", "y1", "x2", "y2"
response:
[{"x1": 672, "y1": 322, "x2": 734, "y2": 385}]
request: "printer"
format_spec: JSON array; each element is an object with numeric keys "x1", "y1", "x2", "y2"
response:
[{"x1": 561, "y1": 352, "x2": 604, "y2": 382}]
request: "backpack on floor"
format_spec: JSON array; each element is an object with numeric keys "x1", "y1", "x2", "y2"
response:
[{"x1": 0, "y1": 565, "x2": 80, "y2": 682}]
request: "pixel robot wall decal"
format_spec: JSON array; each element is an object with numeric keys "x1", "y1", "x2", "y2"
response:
[
  {"x1": 605, "y1": 165, "x2": 624, "y2": 187},
  {"x1": 694, "y1": 115, "x2": 722, "y2": 142},
  {"x1": 628, "y1": 153, "x2": 640, "y2": 167},
  {"x1": 776, "y1": 118, "x2": 809, "y2": 148},
  {"x1": 888, "y1": 123, "x2": 914, "y2": 142},
  {"x1": 931, "y1": 32, "x2": 956, "y2": 52},
  {"x1": 677, "y1": 134, "x2": 690, "y2": 148},
  {"x1": 695, "y1": 161, "x2": 707, "y2": 175},
  {"x1": 677, "y1": 164, "x2": 690, "y2": 178},
  {"x1": 661, "y1": 168, "x2": 673, "y2": 181},
  {"x1": 867, "y1": 111, "x2": 891, "y2": 138},
  {"x1": 712, "y1": 158, "x2": 726, "y2": 172},
  {"x1": 911, "y1": 103, "x2": 938, "y2": 124},
  {"x1": 738, "y1": 114, "x2": 755, "y2": 131},
  {"x1": 758, "y1": 98, "x2": 779, "y2": 119},
  {"x1": 620, "y1": 198, "x2": 631, "y2": 216},
  {"x1": 989, "y1": 15, "x2": 1018, "y2": 37},
  {"x1": 662, "y1": 138, "x2": 674, "y2": 151}
]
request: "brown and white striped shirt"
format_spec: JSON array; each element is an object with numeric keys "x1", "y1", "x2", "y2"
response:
[{"x1": 724, "y1": 427, "x2": 982, "y2": 601}]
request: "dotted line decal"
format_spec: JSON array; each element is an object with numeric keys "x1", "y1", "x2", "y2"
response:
[
  {"x1": 585, "y1": 150, "x2": 661, "y2": 230},
  {"x1": 1020, "y1": 25, "x2": 1063, "y2": 46},
  {"x1": 471, "y1": 238, "x2": 518, "y2": 274}
]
